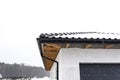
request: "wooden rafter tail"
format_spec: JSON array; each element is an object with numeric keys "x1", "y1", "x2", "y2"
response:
[
  {"x1": 43, "y1": 53, "x2": 58, "y2": 58},
  {"x1": 45, "y1": 43, "x2": 61, "y2": 48},
  {"x1": 43, "y1": 46, "x2": 60, "y2": 51},
  {"x1": 66, "y1": 44, "x2": 70, "y2": 48},
  {"x1": 104, "y1": 44, "x2": 113, "y2": 49},
  {"x1": 85, "y1": 44, "x2": 92, "y2": 48},
  {"x1": 44, "y1": 50, "x2": 59, "y2": 54}
]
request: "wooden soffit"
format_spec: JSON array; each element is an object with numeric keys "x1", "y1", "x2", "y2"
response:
[{"x1": 40, "y1": 42, "x2": 120, "y2": 71}]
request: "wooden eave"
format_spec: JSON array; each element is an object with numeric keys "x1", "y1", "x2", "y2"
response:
[{"x1": 37, "y1": 38, "x2": 120, "y2": 71}]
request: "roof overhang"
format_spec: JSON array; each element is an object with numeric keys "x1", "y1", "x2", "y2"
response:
[{"x1": 37, "y1": 37, "x2": 120, "y2": 71}]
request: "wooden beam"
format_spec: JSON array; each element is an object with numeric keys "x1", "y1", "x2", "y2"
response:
[
  {"x1": 45, "y1": 43, "x2": 61, "y2": 48},
  {"x1": 43, "y1": 52, "x2": 58, "y2": 70},
  {"x1": 43, "y1": 53, "x2": 58, "y2": 58},
  {"x1": 44, "y1": 50, "x2": 59, "y2": 53},
  {"x1": 45, "y1": 65, "x2": 53, "y2": 71},
  {"x1": 43, "y1": 46, "x2": 60, "y2": 51},
  {"x1": 44, "y1": 62, "x2": 53, "y2": 71},
  {"x1": 104, "y1": 44, "x2": 113, "y2": 49},
  {"x1": 44, "y1": 60, "x2": 53, "y2": 66},
  {"x1": 41, "y1": 44, "x2": 45, "y2": 53},
  {"x1": 66, "y1": 44, "x2": 70, "y2": 48},
  {"x1": 85, "y1": 44, "x2": 92, "y2": 48},
  {"x1": 43, "y1": 57, "x2": 55, "y2": 71}
]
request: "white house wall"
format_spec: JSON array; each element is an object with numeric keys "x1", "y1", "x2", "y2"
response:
[
  {"x1": 56, "y1": 48, "x2": 120, "y2": 80},
  {"x1": 50, "y1": 63, "x2": 57, "y2": 80}
]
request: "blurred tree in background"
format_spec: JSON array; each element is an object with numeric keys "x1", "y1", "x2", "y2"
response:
[{"x1": 0, "y1": 62, "x2": 49, "y2": 78}]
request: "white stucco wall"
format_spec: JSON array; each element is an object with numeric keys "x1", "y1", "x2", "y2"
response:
[
  {"x1": 54, "y1": 48, "x2": 120, "y2": 80},
  {"x1": 50, "y1": 63, "x2": 57, "y2": 80}
]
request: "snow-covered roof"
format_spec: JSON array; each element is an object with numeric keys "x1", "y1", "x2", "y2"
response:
[
  {"x1": 40, "y1": 32, "x2": 120, "y2": 39},
  {"x1": 37, "y1": 32, "x2": 120, "y2": 71}
]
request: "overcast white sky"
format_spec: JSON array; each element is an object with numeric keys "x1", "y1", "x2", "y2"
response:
[{"x1": 0, "y1": 0, "x2": 120, "y2": 67}]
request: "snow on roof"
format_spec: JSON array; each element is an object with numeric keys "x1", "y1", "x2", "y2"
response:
[
  {"x1": 38, "y1": 32, "x2": 120, "y2": 71},
  {"x1": 40, "y1": 32, "x2": 120, "y2": 39}
]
